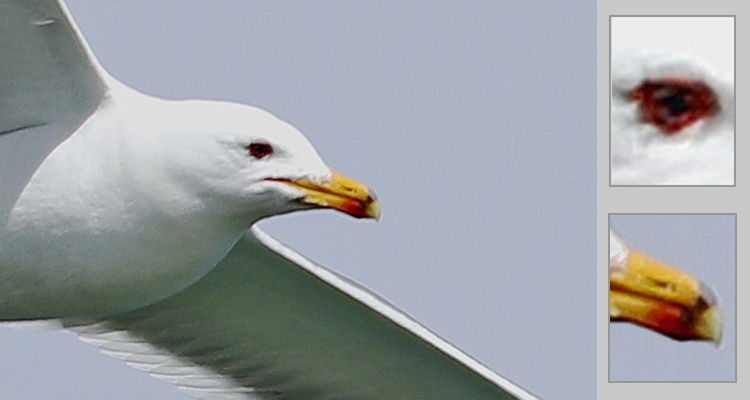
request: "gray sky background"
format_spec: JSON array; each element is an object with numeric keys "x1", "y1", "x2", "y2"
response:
[
  {"x1": 0, "y1": 1, "x2": 596, "y2": 399},
  {"x1": 609, "y1": 214, "x2": 736, "y2": 382}
]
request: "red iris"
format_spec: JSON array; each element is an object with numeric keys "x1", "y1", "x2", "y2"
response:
[
  {"x1": 630, "y1": 79, "x2": 719, "y2": 135},
  {"x1": 247, "y1": 143, "x2": 273, "y2": 159}
]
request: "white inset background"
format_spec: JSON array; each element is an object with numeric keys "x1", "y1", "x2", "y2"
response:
[{"x1": 611, "y1": 16, "x2": 734, "y2": 78}]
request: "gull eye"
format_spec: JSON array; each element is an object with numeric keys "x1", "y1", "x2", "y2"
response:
[
  {"x1": 629, "y1": 79, "x2": 719, "y2": 135},
  {"x1": 247, "y1": 142, "x2": 273, "y2": 159}
]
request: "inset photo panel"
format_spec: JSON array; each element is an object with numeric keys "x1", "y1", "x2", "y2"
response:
[
  {"x1": 608, "y1": 214, "x2": 736, "y2": 382},
  {"x1": 610, "y1": 16, "x2": 735, "y2": 186}
]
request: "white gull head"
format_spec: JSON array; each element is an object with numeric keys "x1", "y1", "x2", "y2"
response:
[{"x1": 1, "y1": 85, "x2": 336, "y2": 319}]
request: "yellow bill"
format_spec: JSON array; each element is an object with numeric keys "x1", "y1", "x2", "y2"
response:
[
  {"x1": 610, "y1": 250, "x2": 722, "y2": 343},
  {"x1": 275, "y1": 171, "x2": 380, "y2": 220}
]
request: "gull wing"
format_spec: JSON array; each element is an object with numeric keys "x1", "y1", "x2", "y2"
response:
[
  {"x1": 66, "y1": 227, "x2": 536, "y2": 400},
  {"x1": 0, "y1": 0, "x2": 108, "y2": 222}
]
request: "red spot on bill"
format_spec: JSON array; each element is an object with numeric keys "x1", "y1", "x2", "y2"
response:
[
  {"x1": 645, "y1": 303, "x2": 696, "y2": 341},
  {"x1": 340, "y1": 197, "x2": 372, "y2": 219}
]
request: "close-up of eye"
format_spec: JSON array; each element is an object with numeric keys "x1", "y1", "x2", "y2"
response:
[
  {"x1": 247, "y1": 142, "x2": 273, "y2": 159},
  {"x1": 610, "y1": 54, "x2": 734, "y2": 186},
  {"x1": 629, "y1": 78, "x2": 719, "y2": 135},
  {"x1": 609, "y1": 14, "x2": 734, "y2": 187}
]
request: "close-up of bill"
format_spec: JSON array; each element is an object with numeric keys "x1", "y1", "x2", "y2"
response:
[{"x1": 609, "y1": 214, "x2": 735, "y2": 383}]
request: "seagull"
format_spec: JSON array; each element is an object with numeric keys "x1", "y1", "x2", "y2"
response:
[
  {"x1": 0, "y1": 1, "x2": 536, "y2": 399},
  {"x1": 610, "y1": 51, "x2": 734, "y2": 185},
  {"x1": 609, "y1": 229, "x2": 722, "y2": 343}
]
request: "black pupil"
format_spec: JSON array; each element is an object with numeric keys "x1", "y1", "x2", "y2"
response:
[
  {"x1": 249, "y1": 143, "x2": 271, "y2": 158},
  {"x1": 655, "y1": 88, "x2": 691, "y2": 116}
]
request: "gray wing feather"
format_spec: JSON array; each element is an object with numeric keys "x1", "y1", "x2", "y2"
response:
[
  {"x1": 0, "y1": 0, "x2": 108, "y2": 223},
  {"x1": 67, "y1": 228, "x2": 536, "y2": 400}
]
